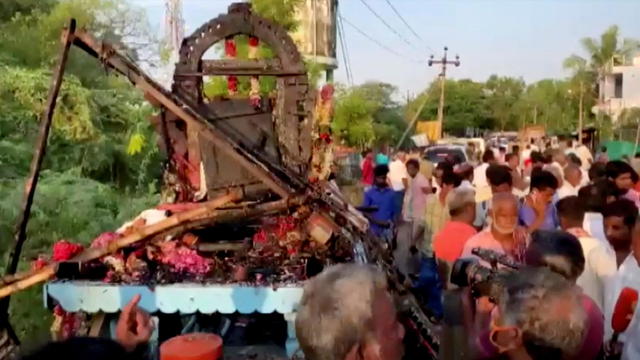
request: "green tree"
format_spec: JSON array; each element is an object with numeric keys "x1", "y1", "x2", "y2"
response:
[
  {"x1": 332, "y1": 82, "x2": 405, "y2": 149},
  {"x1": 0, "y1": 0, "x2": 56, "y2": 23},
  {"x1": 0, "y1": 0, "x2": 163, "y2": 339},
  {"x1": 485, "y1": 75, "x2": 526, "y2": 131},
  {"x1": 332, "y1": 85, "x2": 376, "y2": 149},
  {"x1": 566, "y1": 25, "x2": 640, "y2": 103},
  {"x1": 411, "y1": 79, "x2": 492, "y2": 136},
  {"x1": 0, "y1": 0, "x2": 157, "y2": 87},
  {"x1": 563, "y1": 55, "x2": 597, "y2": 138}
]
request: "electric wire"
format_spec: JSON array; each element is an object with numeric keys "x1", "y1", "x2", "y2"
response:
[
  {"x1": 357, "y1": 0, "x2": 420, "y2": 53},
  {"x1": 339, "y1": 14, "x2": 421, "y2": 63},
  {"x1": 382, "y1": 0, "x2": 434, "y2": 53},
  {"x1": 337, "y1": 13, "x2": 354, "y2": 85}
]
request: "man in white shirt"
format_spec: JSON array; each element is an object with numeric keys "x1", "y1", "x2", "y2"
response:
[
  {"x1": 580, "y1": 180, "x2": 618, "y2": 246},
  {"x1": 557, "y1": 196, "x2": 617, "y2": 312},
  {"x1": 473, "y1": 150, "x2": 496, "y2": 202},
  {"x1": 455, "y1": 163, "x2": 474, "y2": 191},
  {"x1": 398, "y1": 159, "x2": 431, "y2": 274},
  {"x1": 388, "y1": 152, "x2": 408, "y2": 219},
  {"x1": 605, "y1": 218, "x2": 640, "y2": 359},
  {"x1": 576, "y1": 143, "x2": 594, "y2": 171},
  {"x1": 557, "y1": 164, "x2": 583, "y2": 199}
]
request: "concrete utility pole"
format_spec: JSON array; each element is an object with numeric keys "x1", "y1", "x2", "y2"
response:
[{"x1": 429, "y1": 46, "x2": 460, "y2": 138}]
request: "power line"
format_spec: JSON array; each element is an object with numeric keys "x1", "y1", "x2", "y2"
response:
[
  {"x1": 357, "y1": 0, "x2": 420, "y2": 53},
  {"x1": 339, "y1": 15, "x2": 421, "y2": 63},
  {"x1": 337, "y1": 14, "x2": 354, "y2": 85},
  {"x1": 383, "y1": 0, "x2": 434, "y2": 53}
]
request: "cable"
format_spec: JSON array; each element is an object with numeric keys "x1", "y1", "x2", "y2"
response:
[
  {"x1": 383, "y1": 0, "x2": 434, "y2": 53},
  {"x1": 336, "y1": 13, "x2": 353, "y2": 86},
  {"x1": 357, "y1": 0, "x2": 419, "y2": 52},
  {"x1": 337, "y1": 13, "x2": 354, "y2": 85},
  {"x1": 339, "y1": 15, "x2": 421, "y2": 63}
]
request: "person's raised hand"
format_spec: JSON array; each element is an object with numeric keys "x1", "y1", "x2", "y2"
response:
[{"x1": 116, "y1": 294, "x2": 153, "y2": 352}]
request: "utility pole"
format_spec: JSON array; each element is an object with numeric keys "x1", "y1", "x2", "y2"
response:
[
  {"x1": 429, "y1": 46, "x2": 460, "y2": 138},
  {"x1": 578, "y1": 81, "x2": 584, "y2": 145}
]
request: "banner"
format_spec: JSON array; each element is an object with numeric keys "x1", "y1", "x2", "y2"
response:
[{"x1": 415, "y1": 121, "x2": 441, "y2": 141}]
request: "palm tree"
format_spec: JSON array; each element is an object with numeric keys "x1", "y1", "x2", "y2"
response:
[
  {"x1": 563, "y1": 56, "x2": 594, "y2": 143},
  {"x1": 565, "y1": 25, "x2": 640, "y2": 103}
]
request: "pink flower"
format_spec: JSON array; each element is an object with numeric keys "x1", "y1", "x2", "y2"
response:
[
  {"x1": 91, "y1": 232, "x2": 120, "y2": 248},
  {"x1": 159, "y1": 242, "x2": 211, "y2": 275}
]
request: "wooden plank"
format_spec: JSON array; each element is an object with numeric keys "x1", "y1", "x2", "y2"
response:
[
  {"x1": 194, "y1": 59, "x2": 304, "y2": 76},
  {"x1": 88, "y1": 312, "x2": 106, "y2": 337}
]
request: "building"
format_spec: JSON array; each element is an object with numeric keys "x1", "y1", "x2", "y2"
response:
[
  {"x1": 290, "y1": 0, "x2": 338, "y2": 80},
  {"x1": 593, "y1": 55, "x2": 640, "y2": 123}
]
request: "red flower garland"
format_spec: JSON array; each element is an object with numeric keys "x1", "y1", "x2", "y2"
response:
[
  {"x1": 224, "y1": 37, "x2": 237, "y2": 58},
  {"x1": 319, "y1": 133, "x2": 332, "y2": 144},
  {"x1": 52, "y1": 240, "x2": 84, "y2": 262}
]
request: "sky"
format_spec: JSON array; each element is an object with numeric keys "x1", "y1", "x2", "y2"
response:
[{"x1": 130, "y1": 0, "x2": 640, "y2": 96}]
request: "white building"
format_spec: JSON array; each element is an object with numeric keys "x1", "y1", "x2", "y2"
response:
[
  {"x1": 593, "y1": 55, "x2": 640, "y2": 123},
  {"x1": 291, "y1": 0, "x2": 338, "y2": 80}
]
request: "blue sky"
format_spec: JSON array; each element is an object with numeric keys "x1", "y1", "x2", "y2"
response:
[{"x1": 131, "y1": 0, "x2": 640, "y2": 96}]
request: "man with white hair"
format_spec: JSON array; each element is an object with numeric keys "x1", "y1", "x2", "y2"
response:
[
  {"x1": 557, "y1": 164, "x2": 583, "y2": 199},
  {"x1": 489, "y1": 267, "x2": 587, "y2": 360},
  {"x1": 463, "y1": 192, "x2": 529, "y2": 264},
  {"x1": 296, "y1": 264, "x2": 405, "y2": 360}
]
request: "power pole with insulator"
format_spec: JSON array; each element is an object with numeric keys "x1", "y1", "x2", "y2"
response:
[{"x1": 429, "y1": 46, "x2": 460, "y2": 138}]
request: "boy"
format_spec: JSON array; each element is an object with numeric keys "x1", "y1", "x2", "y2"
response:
[{"x1": 361, "y1": 165, "x2": 397, "y2": 237}]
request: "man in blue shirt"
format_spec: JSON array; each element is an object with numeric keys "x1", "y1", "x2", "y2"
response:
[
  {"x1": 520, "y1": 168, "x2": 560, "y2": 231},
  {"x1": 361, "y1": 165, "x2": 396, "y2": 237}
]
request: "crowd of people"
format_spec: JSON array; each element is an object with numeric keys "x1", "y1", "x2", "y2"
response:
[
  {"x1": 20, "y1": 140, "x2": 640, "y2": 360},
  {"x1": 343, "y1": 139, "x2": 640, "y2": 359}
]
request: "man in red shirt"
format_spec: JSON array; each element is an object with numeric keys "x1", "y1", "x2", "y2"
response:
[
  {"x1": 433, "y1": 187, "x2": 477, "y2": 284},
  {"x1": 361, "y1": 150, "x2": 374, "y2": 189}
]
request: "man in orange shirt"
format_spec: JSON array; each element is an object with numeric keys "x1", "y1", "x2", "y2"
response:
[{"x1": 433, "y1": 187, "x2": 477, "y2": 285}]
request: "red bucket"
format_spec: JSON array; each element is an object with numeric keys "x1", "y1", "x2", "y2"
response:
[{"x1": 160, "y1": 333, "x2": 223, "y2": 360}]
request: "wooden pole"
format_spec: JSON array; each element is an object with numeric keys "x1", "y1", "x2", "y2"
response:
[
  {"x1": 0, "y1": 22, "x2": 77, "y2": 338},
  {"x1": 428, "y1": 47, "x2": 460, "y2": 140},
  {"x1": 437, "y1": 73, "x2": 446, "y2": 138},
  {"x1": 396, "y1": 92, "x2": 429, "y2": 149},
  {"x1": 4, "y1": 20, "x2": 76, "y2": 279}
]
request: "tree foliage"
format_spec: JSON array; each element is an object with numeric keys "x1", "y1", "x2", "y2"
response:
[
  {"x1": 409, "y1": 79, "x2": 492, "y2": 136},
  {"x1": 332, "y1": 82, "x2": 405, "y2": 149},
  {"x1": 0, "y1": 0, "x2": 163, "y2": 337}
]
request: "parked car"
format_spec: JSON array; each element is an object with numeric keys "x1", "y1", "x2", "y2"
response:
[{"x1": 423, "y1": 145, "x2": 468, "y2": 165}]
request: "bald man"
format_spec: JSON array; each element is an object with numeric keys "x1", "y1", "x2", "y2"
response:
[
  {"x1": 462, "y1": 193, "x2": 529, "y2": 265},
  {"x1": 558, "y1": 164, "x2": 583, "y2": 199}
]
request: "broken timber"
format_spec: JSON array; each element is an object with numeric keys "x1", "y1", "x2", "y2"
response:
[
  {"x1": 0, "y1": 9, "x2": 440, "y2": 357},
  {"x1": 71, "y1": 30, "x2": 298, "y2": 199}
]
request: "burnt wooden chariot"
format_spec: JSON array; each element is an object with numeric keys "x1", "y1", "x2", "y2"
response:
[{"x1": 0, "y1": 3, "x2": 439, "y2": 359}]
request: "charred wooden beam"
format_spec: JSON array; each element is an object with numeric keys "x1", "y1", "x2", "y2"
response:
[
  {"x1": 197, "y1": 242, "x2": 248, "y2": 253},
  {"x1": 176, "y1": 59, "x2": 305, "y2": 76}
]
